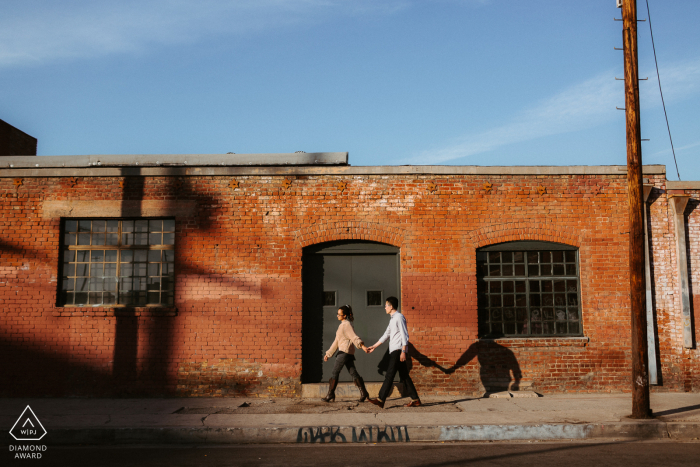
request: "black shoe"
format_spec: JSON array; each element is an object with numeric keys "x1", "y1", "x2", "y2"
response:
[
  {"x1": 354, "y1": 377, "x2": 369, "y2": 402},
  {"x1": 321, "y1": 378, "x2": 337, "y2": 403},
  {"x1": 368, "y1": 398, "x2": 385, "y2": 409}
]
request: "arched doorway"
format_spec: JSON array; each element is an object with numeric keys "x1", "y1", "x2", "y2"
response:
[{"x1": 301, "y1": 241, "x2": 400, "y2": 383}]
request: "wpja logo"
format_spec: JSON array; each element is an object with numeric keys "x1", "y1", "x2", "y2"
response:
[{"x1": 9, "y1": 406, "x2": 47, "y2": 460}]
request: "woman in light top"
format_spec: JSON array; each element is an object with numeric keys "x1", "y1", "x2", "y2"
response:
[{"x1": 322, "y1": 305, "x2": 370, "y2": 402}]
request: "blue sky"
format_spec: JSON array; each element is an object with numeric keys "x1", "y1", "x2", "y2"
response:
[{"x1": 1, "y1": 1, "x2": 698, "y2": 180}]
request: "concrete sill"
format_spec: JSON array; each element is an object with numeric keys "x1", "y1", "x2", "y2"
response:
[
  {"x1": 52, "y1": 307, "x2": 178, "y2": 317},
  {"x1": 477, "y1": 337, "x2": 589, "y2": 348}
]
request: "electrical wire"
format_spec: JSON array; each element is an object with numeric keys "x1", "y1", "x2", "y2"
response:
[{"x1": 645, "y1": 0, "x2": 681, "y2": 180}]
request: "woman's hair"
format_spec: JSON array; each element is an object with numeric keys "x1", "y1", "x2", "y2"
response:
[{"x1": 338, "y1": 305, "x2": 354, "y2": 322}]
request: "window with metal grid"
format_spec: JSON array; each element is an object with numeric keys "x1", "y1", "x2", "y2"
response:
[
  {"x1": 60, "y1": 219, "x2": 175, "y2": 307},
  {"x1": 477, "y1": 241, "x2": 581, "y2": 338}
]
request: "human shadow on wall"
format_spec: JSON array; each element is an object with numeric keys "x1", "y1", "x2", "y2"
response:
[{"x1": 402, "y1": 341, "x2": 522, "y2": 394}]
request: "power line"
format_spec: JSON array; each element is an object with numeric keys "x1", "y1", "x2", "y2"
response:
[{"x1": 645, "y1": 0, "x2": 681, "y2": 181}]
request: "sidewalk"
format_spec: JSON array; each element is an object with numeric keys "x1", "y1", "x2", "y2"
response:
[{"x1": 2, "y1": 392, "x2": 700, "y2": 445}]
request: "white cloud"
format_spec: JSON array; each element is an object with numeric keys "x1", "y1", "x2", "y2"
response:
[
  {"x1": 0, "y1": 0, "x2": 408, "y2": 67},
  {"x1": 409, "y1": 57, "x2": 700, "y2": 165}
]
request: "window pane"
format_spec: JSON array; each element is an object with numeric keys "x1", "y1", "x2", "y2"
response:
[
  {"x1": 134, "y1": 250, "x2": 147, "y2": 262},
  {"x1": 149, "y1": 232, "x2": 162, "y2": 245},
  {"x1": 91, "y1": 250, "x2": 104, "y2": 262},
  {"x1": 148, "y1": 277, "x2": 161, "y2": 291},
  {"x1": 106, "y1": 220, "x2": 119, "y2": 233},
  {"x1": 78, "y1": 220, "x2": 91, "y2": 232},
  {"x1": 148, "y1": 250, "x2": 161, "y2": 262},
  {"x1": 149, "y1": 220, "x2": 163, "y2": 232},
  {"x1": 75, "y1": 293, "x2": 88, "y2": 305},
  {"x1": 104, "y1": 263, "x2": 117, "y2": 277},
  {"x1": 78, "y1": 234, "x2": 91, "y2": 245},
  {"x1": 367, "y1": 291, "x2": 382, "y2": 306},
  {"x1": 105, "y1": 250, "x2": 118, "y2": 262},
  {"x1": 93, "y1": 221, "x2": 106, "y2": 232},
  {"x1": 134, "y1": 233, "x2": 148, "y2": 245},
  {"x1": 163, "y1": 233, "x2": 175, "y2": 245},
  {"x1": 163, "y1": 219, "x2": 175, "y2": 232},
  {"x1": 134, "y1": 220, "x2": 148, "y2": 232},
  {"x1": 147, "y1": 263, "x2": 160, "y2": 277},
  {"x1": 65, "y1": 220, "x2": 77, "y2": 232}
]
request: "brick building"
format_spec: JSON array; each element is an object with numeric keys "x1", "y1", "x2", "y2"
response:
[{"x1": 0, "y1": 152, "x2": 698, "y2": 397}]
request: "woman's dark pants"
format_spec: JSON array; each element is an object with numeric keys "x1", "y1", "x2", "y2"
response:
[
  {"x1": 378, "y1": 350, "x2": 419, "y2": 401},
  {"x1": 330, "y1": 351, "x2": 361, "y2": 380}
]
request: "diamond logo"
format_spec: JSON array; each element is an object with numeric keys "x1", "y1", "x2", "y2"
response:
[{"x1": 9, "y1": 406, "x2": 47, "y2": 441}]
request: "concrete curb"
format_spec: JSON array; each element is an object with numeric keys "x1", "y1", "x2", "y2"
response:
[{"x1": 39, "y1": 422, "x2": 700, "y2": 445}]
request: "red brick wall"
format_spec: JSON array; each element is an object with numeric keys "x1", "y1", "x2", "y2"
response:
[
  {"x1": 0, "y1": 119, "x2": 37, "y2": 156},
  {"x1": 1, "y1": 171, "x2": 698, "y2": 397}
]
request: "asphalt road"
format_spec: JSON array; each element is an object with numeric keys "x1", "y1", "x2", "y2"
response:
[{"x1": 8, "y1": 441, "x2": 700, "y2": 467}]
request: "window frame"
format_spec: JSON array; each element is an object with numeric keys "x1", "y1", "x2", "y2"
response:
[
  {"x1": 58, "y1": 217, "x2": 175, "y2": 308},
  {"x1": 477, "y1": 241, "x2": 582, "y2": 338}
]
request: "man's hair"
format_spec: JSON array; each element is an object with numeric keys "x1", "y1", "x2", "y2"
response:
[{"x1": 386, "y1": 296, "x2": 399, "y2": 310}]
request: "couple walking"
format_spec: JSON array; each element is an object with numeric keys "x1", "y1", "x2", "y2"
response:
[{"x1": 322, "y1": 296, "x2": 422, "y2": 408}]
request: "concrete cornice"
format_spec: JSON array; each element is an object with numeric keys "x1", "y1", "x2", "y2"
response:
[
  {"x1": 0, "y1": 152, "x2": 348, "y2": 169},
  {"x1": 667, "y1": 181, "x2": 700, "y2": 190},
  {"x1": 0, "y1": 161, "x2": 667, "y2": 178}
]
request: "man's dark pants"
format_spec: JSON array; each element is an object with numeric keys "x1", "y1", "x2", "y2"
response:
[{"x1": 378, "y1": 349, "x2": 419, "y2": 401}]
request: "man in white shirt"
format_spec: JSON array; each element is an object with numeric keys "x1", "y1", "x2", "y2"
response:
[{"x1": 366, "y1": 296, "x2": 422, "y2": 408}]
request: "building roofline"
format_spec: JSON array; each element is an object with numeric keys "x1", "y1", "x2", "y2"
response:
[{"x1": 0, "y1": 163, "x2": 668, "y2": 178}]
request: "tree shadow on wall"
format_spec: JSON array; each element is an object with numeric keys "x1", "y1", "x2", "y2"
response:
[
  {"x1": 403, "y1": 341, "x2": 522, "y2": 394},
  {"x1": 684, "y1": 199, "x2": 698, "y2": 349}
]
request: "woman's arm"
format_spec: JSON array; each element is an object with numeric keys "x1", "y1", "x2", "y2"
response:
[
  {"x1": 343, "y1": 321, "x2": 366, "y2": 351},
  {"x1": 325, "y1": 335, "x2": 339, "y2": 360}
]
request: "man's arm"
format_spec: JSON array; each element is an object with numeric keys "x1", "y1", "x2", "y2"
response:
[
  {"x1": 398, "y1": 314, "x2": 409, "y2": 361},
  {"x1": 367, "y1": 323, "x2": 391, "y2": 353}
]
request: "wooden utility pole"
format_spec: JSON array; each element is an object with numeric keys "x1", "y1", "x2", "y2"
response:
[{"x1": 621, "y1": 0, "x2": 651, "y2": 419}]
